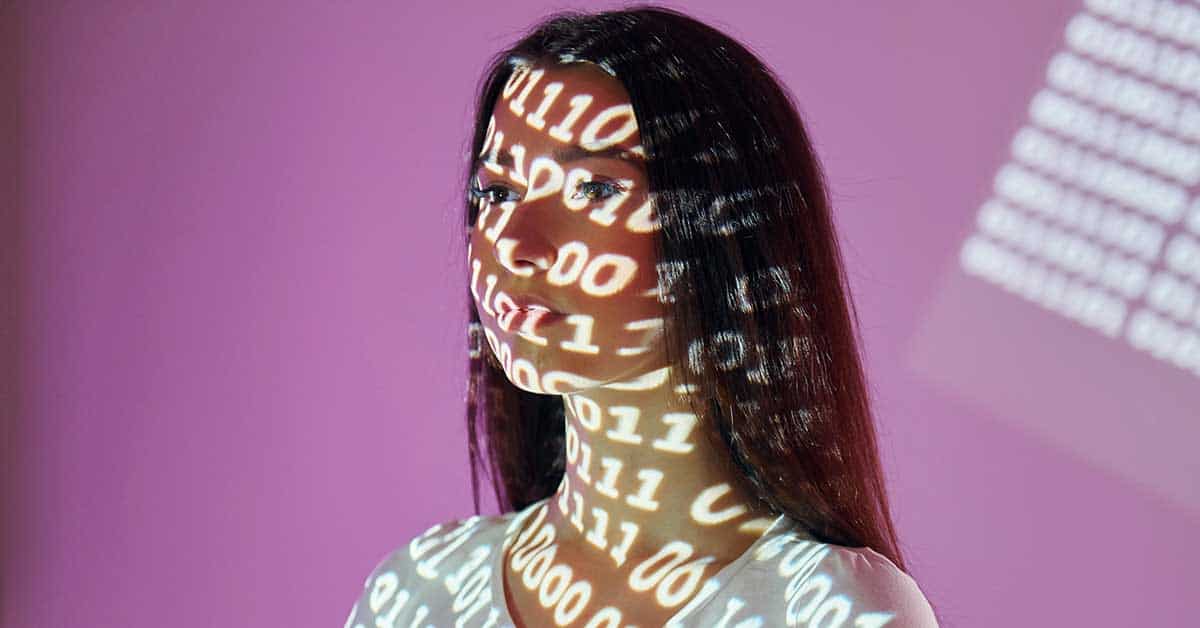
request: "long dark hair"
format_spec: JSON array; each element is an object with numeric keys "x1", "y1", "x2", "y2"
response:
[{"x1": 463, "y1": 5, "x2": 909, "y2": 572}]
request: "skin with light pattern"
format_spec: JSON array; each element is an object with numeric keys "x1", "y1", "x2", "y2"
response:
[{"x1": 468, "y1": 60, "x2": 780, "y2": 626}]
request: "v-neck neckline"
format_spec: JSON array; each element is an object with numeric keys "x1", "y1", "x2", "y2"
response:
[{"x1": 487, "y1": 498, "x2": 792, "y2": 627}]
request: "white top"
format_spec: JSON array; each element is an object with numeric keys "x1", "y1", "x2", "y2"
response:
[{"x1": 344, "y1": 497, "x2": 939, "y2": 627}]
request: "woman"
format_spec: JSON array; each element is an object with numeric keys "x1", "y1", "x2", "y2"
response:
[{"x1": 346, "y1": 6, "x2": 939, "y2": 627}]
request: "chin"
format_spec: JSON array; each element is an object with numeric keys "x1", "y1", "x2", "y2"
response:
[
  {"x1": 482, "y1": 322, "x2": 668, "y2": 393},
  {"x1": 497, "y1": 349, "x2": 668, "y2": 395}
]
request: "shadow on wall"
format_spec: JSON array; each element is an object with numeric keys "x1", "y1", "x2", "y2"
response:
[{"x1": 0, "y1": 2, "x2": 25, "y2": 624}]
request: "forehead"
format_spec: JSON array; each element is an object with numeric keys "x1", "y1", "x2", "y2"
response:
[
  {"x1": 488, "y1": 61, "x2": 639, "y2": 144},
  {"x1": 504, "y1": 61, "x2": 632, "y2": 108}
]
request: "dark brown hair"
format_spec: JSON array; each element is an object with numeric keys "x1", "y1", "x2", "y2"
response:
[{"x1": 463, "y1": 5, "x2": 910, "y2": 573}]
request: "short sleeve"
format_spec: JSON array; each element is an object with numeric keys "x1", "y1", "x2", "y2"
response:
[
  {"x1": 341, "y1": 515, "x2": 504, "y2": 628},
  {"x1": 825, "y1": 547, "x2": 939, "y2": 627},
  {"x1": 741, "y1": 532, "x2": 940, "y2": 627},
  {"x1": 343, "y1": 546, "x2": 416, "y2": 628}
]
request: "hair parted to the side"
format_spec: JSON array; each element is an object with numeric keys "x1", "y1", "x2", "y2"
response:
[{"x1": 463, "y1": 5, "x2": 909, "y2": 573}]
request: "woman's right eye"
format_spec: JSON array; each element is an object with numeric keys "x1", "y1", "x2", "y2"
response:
[{"x1": 469, "y1": 184, "x2": 518, "y2": 206}]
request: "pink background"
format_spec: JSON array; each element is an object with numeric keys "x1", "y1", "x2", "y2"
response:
[{"x1": 3, "y1": 1, "x2": 1195, "y2": 626}]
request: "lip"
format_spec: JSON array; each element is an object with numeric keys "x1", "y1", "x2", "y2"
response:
[
  {"x1": 496, "y1": 307, "x2": 567, "y2": 333},
  {"x1": 495, "y1": 293, "x2": 563, "y2": 316}
]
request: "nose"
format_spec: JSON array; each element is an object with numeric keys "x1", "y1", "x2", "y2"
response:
[
  {"x1": 493, "y1": 234, "x2": 555, "y2": 277},
  {"x1": 483, "y1": 190, "x2": 560, "y2": 276}
]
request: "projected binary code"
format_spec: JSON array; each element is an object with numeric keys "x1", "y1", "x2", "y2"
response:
[{"x1": 959, "y1": 0, "x2": 1200, "y2": 379}]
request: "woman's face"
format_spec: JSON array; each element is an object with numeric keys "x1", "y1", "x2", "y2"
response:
[{"x1": 468, "y1": 61, "x2": 667, "y2": 394}]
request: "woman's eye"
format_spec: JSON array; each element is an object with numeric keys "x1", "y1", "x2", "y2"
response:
[
  {"x1": 571, "y1": 179, "x2": 626, "y2": 202},
  {"x1": 469, "y1": 184, "x2": 518, "y2": 206},
  {"x1": 471, "y1": 180, "x2": 626, "y2": 206}
]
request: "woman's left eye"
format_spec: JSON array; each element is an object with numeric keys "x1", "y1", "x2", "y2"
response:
[{"x1": 570, "y1": 179, "x2": 627, "y2": 202}]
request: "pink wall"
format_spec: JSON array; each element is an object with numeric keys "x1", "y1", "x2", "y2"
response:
[{"x1": 5, "y1": 1, "x2": 1196, "y2": 626}]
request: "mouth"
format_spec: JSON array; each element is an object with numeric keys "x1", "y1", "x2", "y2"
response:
[
  {"x1": 496, "y1": 306, "x2": 567, "y2": 332},
  {"x1": 494, "y1": 294, "x2": 561, "y2": 316}
]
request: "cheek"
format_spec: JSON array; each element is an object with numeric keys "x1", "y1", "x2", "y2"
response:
[
  {"x1": 587, "y1": 234, "x2": 659, "y2": 295},
  {"x1": 467, "y1": 227, "x2": 499, "y2": 273},
  {"x1": 581, "y1": 239, "x2": 664, "y2": 335},
  {"x1": 466, "y1": 231, "x2": 496, "y2": 315}
]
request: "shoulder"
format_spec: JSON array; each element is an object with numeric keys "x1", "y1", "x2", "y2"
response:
[
  {"x1": 342, "y1": 504, "x2": 537, "y2": 628},
  {"x1": 726, "y1": 526, "x2": 939, "y2": 627}
]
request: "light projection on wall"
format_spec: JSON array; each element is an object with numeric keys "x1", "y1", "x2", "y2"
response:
[
  {"x1": 911, "y1": 0, "x2": 1200, "y2": 517},
  {"x1": 344, "y1": 60, "x2": 935, "y2": 627},
  {"x1": 959, "y1": 0, "x2": 1200, "y2": 376}
]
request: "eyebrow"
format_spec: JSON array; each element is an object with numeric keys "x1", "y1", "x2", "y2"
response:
[{"x1": 480, "y1": 144, "x2": 644, "y2": 172}]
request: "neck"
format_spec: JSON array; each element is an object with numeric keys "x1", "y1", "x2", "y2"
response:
[{"x1": 541, "y1": 365, "x2": 778, "y2": 571}]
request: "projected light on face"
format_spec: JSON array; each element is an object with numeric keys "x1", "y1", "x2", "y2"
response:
[
  {"x1": 468, "y1": 62, "x2": 665, "y2": 394},
  {"x1": 346, "y1": 55, "x2": 937, "y2": 628}
]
